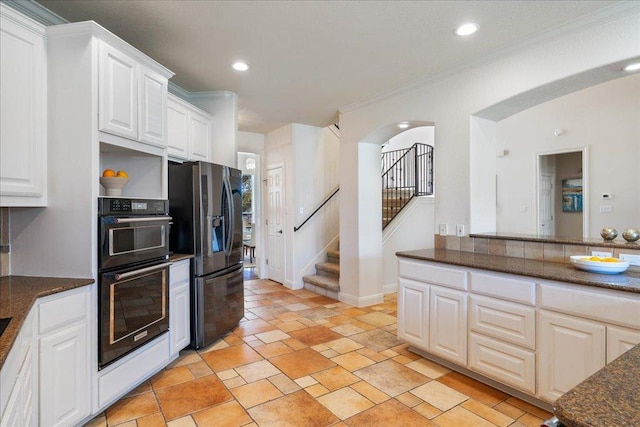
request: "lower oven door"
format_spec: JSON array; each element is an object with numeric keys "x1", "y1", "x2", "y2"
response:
[{"x1": 99, "y1": 261, "x2": 171, "y2": 369}]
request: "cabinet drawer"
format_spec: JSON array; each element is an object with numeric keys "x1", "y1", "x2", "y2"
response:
[
  {"x1": 97, "y1": 334, "x2": 169, "y2": 408},
  {"x1": 170, "y1": 259, "x2": 190, "y2": 285},
  {"x1": 469, "y1": 271, "x2": 536, "y2": 305},
  {"x1": 607, "y1": 325, "x2": 640, "y2": 364},
  {"x1": 38, "y1": 288, "x2": 88, "y2": 335},
  {"x1": 399, "y1": 259, "x2": 467, "y2": 290},
  {"x1": 469, "y1": 295, "x2": 536, "y2": 349},
  {"x1": 539, "y1": 282, "x2": 640, "y2": 329},
  {"x1": 469, "y1": 332, "x2": 535, "y2": 394}
]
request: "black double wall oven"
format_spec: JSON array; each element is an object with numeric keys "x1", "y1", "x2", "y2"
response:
[{"x1": 98, "y1": 198, "x2": 172, "y2": 369}]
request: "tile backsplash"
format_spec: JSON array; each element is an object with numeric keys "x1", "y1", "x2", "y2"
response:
[
  {"x1": 435, "y1": 233, "x2": 640, "y2": 270},
  {"x1": 0, "y1": 208, "x2": 9, "y2": 276}
]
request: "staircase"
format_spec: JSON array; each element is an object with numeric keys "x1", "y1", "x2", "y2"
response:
[
  {"x1": 302, "y1": 248, "x2": 340, "y2": 298},
  {"x1": 382, "y1": 188, "x2": 413, "y2": 228}
]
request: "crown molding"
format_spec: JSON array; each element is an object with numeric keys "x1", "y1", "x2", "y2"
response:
[
  {"x1": 188, "y1": 90, "x2": 237, "y2": 100},
  {"x1": 1, "y1": 0, "x2": 67, "y2": 25},
  {"x1": 168, "y1": 82, "x2": 191, "y2": 100},
  {"x1": 340, "y1": 1, "x2": 640, "y2": 114}
]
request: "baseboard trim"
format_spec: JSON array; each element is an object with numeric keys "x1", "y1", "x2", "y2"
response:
[
  {"x1": 339, "y1": 291, "x2": 384, "y2": 307},
  {"x1": 383, "y1": 283, "x2": 398, "y2": 294}
]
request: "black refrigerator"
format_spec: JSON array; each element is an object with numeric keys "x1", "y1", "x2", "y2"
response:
[{"x1": 168, "y1": 161, "x2": 244, "y2": 348}]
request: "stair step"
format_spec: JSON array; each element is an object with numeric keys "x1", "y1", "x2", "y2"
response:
[
  {"x1": 315, "y1": 262, "x2": 340, "y2": 279},
  {"x1": 327, "y1": 250, "x2": 340, "y2": 263},
  {"x1": 303, "y1": 274, "x2": 340, "y2": 293}
]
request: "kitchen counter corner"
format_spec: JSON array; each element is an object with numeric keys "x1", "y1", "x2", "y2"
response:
[
  {"x1": 0, "y1": 275, "x2": 94, "y2": 369},
  {"x1": 554, "y1": 343, "x2": 640, "y2": 427}
]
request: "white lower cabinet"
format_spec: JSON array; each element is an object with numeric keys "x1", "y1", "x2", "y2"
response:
[
  {"x1": 429, "y1": 285, "x2": 467, "y2": 365},
  {"x1": 398, "y1": 258, "x2": 640, "y2": 406},
  {"x1": 38, "y1": 288, "x2": 91, "y2": 427},
  {"x1": 537, "y1": 309, "x2": 605, "y2": 402},
  {"x1": 397, "y1": 278, "x2": 429, "y2": 349},
  {"x1": 170, "y1": 259, "x2": 191, "y2": 356},
  {"x1": 606, "y1": 325, "x2": 640, "y2": 364},
  {"x1": 39, "y1": 323, "x2": 89, "y2": 426},
  {"x1": 469, "y1": 332, "x2": 535, "y2": 394}
]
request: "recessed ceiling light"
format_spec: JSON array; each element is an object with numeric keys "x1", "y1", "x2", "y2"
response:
[
  {"x1": 455, "y1": 23, "x2": 478, "y2": 36},
  {"x1": 232, "y1": 62, "x2": 250, "y2": 71},
  {"x1": 397, "y1": 122, "x2": 410, "y2": 129},
  {"x1": 623, "y1": 62, "x2": 640, "y2": 72}
]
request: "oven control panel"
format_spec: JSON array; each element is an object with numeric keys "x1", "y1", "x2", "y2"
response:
[{"x1": 99, "y1": 198, "x2": 168, "y2": 215}]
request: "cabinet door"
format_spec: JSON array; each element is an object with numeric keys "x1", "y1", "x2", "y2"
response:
[
  {"x1": 170, "y1": 282, "x2": 190, "y2": 356},
  {"x1": 99, "y1": 42, "x2": 138, "y2": 140},
  {"x1": 397, "y1": 278, "x2": 429, "y2": 350},
  {"x1": 170, "y1": 260, "x2": 191, "y2": 356},
  {"x1": 188, "y1": 110, "x2": 212, "y2": 161},
  {"x1": 429, "y1": 285, "x2": 467, "y2": 365},
  {"x1": 607, "y1": 325, "x2": 640, "y2": 364},
  {"x1": 538, "y1": 310, "x2": 605, "y2": 402},
  {"x1": 39, "y1": 323, "x2": 90, "y2": 427},
  {"x1": 138, "y1": 66, "x2": 167, "y2": 147},
  {"x1": 167, "y1": 96, "x2": 189, "y2": 160},
  {"x1": 0, "y1": 11, "x2": 46, "y2": 206}
]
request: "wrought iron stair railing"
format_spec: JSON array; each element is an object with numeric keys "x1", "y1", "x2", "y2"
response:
[{"x1": 382, "y1": 143, "x2": 433, "y2": 229}]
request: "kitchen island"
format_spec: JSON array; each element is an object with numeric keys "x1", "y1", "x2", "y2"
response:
[{"x1": 395, "y1": 248, "x2": 640, "y2": 412}]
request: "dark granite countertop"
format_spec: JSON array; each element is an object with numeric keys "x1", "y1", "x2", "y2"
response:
[
  {"x1": 471, "y1": 232, "x2": 640, "y2": 250},
  {"x1": 168, "y1": 253, "x2": 194, "y2": 263},
  {"x1": 396, "y1": 249, "x2": 640, "y2": 293},
  {"x1": 0, "y1": 276, "x2": 94, "y2": 369},
  {"x1": 554, "y1": 343, "x2": 640, "y2": 427}
]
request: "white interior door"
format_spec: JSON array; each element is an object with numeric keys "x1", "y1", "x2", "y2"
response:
[
  {"x1": 266, "y1": 166, "x2": 284, "y2": 284},
  {"x1": 538, "y1": 173, "x2": 555, "y2": 235}
]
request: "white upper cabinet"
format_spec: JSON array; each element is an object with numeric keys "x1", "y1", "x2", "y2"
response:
[
  {"x1": 167, "y1": 93, "x2": 213, "y2": 162},
  {"x1": 167, "y1": 95, "x2": 190, "y2": 160},
  {"x1": 0, "y1": 5, "x2": 47, "y2": 207},
  {"x1": 138, "y1": 66, "x2": 168, "y2": 146},
  {"x1": 189, "y1": 109, "x2": 212, "y2": 161},
  {"x1": 99, "y1": 42, "x2": 138, "y2": 140},
  {"x1": 99, "y1": 40, "x2": 168, "y2": 148}
]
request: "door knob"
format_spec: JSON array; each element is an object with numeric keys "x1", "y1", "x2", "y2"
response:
[{"x1": 277, "y1": 230, "x2": 283, "y2": 234}]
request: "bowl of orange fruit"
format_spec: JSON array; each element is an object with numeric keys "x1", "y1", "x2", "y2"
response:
[
  {"x1": 100, "y1": 169, "x2": 129, "y2": 196},
  {"x1": 570, "y1": 255, "x2": 629, "y2": 274}
]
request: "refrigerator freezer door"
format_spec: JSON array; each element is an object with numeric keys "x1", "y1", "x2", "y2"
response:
[{"x1": 192, "y1": 265, "x2": 244, "y2": 348}]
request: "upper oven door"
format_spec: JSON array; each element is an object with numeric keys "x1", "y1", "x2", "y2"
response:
[{"x1": 99, "y1": 215, "x2": 171, "y2": 270}]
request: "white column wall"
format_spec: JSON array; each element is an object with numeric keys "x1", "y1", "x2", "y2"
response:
[{"x1": 338, "y1": 10, "x2": 640, "y2": 303}]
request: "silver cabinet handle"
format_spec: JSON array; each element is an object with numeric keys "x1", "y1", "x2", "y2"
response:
[{"x1": 108, "y1": 262, "x2": 172, "y2": 280}]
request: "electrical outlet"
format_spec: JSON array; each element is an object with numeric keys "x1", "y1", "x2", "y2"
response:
[
  {"x1": 439, "y1": 224, "x2": 448, "y2": 236},
  {"x1": 592, "y1": 251, "x2": 612, "y2": 257},
  {"x1": 619, "y1": 254, "x2": 640, "y2": 266},
  {"x1": 456, "y1": 224, "x2": 464, "y2": 237}
]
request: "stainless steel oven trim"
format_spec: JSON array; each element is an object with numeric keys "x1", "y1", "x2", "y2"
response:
[
  {"x1": 108, "y1": 266, "x2": 168, "y2": 345},
  {"x1": 106, "y1": 261, "x2": 173, "y2": 280},
  {"x1": 108, "y1": 223, "x2": 168, "y2": 257},
  {"x1": 114, "y1": 216, "x2": 172, "y2": 224}
]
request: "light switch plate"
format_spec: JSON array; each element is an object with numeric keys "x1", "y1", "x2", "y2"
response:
[
  {"x1": 439, "y1": 224, "x2": 448, "y2": 236},
  {"x1": 456, "y1": 225, "x2": 464, "y2": 237}
]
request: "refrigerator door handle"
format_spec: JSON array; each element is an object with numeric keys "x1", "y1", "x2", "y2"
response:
[{"x1": 223, "y1": 176, "x2": 234, "y2": 255}]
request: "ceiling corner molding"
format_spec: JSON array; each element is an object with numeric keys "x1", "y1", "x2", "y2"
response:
[
  {"x1": 188, "y1": 90, "x2": 237, "y2": 100},
  {"x1": 2, "y1": 0, "x2": 68, "y2": 26},
  {"x1": 168, "y1": 82, "x2": 191, "y2": 100},
  {"x1": 339, "y1": 1, "x2": 640, "y2": 115}
]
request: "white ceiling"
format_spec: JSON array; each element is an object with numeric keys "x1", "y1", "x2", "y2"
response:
[{"x1": 37, "y1": 0, "x2": 621, "y2": 134}]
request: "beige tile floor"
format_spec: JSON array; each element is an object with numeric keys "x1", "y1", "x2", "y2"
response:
[{"x1": 86, "y1": 277, "x2": 552, "y2": 426}]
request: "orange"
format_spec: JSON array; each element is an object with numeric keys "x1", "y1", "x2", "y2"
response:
[
  {"x1": 116, "y1": 170, "x2": 128, "y2": 178},
  {"x1": 602, "y1": 257, "x2": 619, "y2": 263},
  {"x1": 587, "y1": 256, "x2": 601, "y2": 262},
  {"x1": 102, "y1": 169, "x2": 116, "y2": 177}
]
